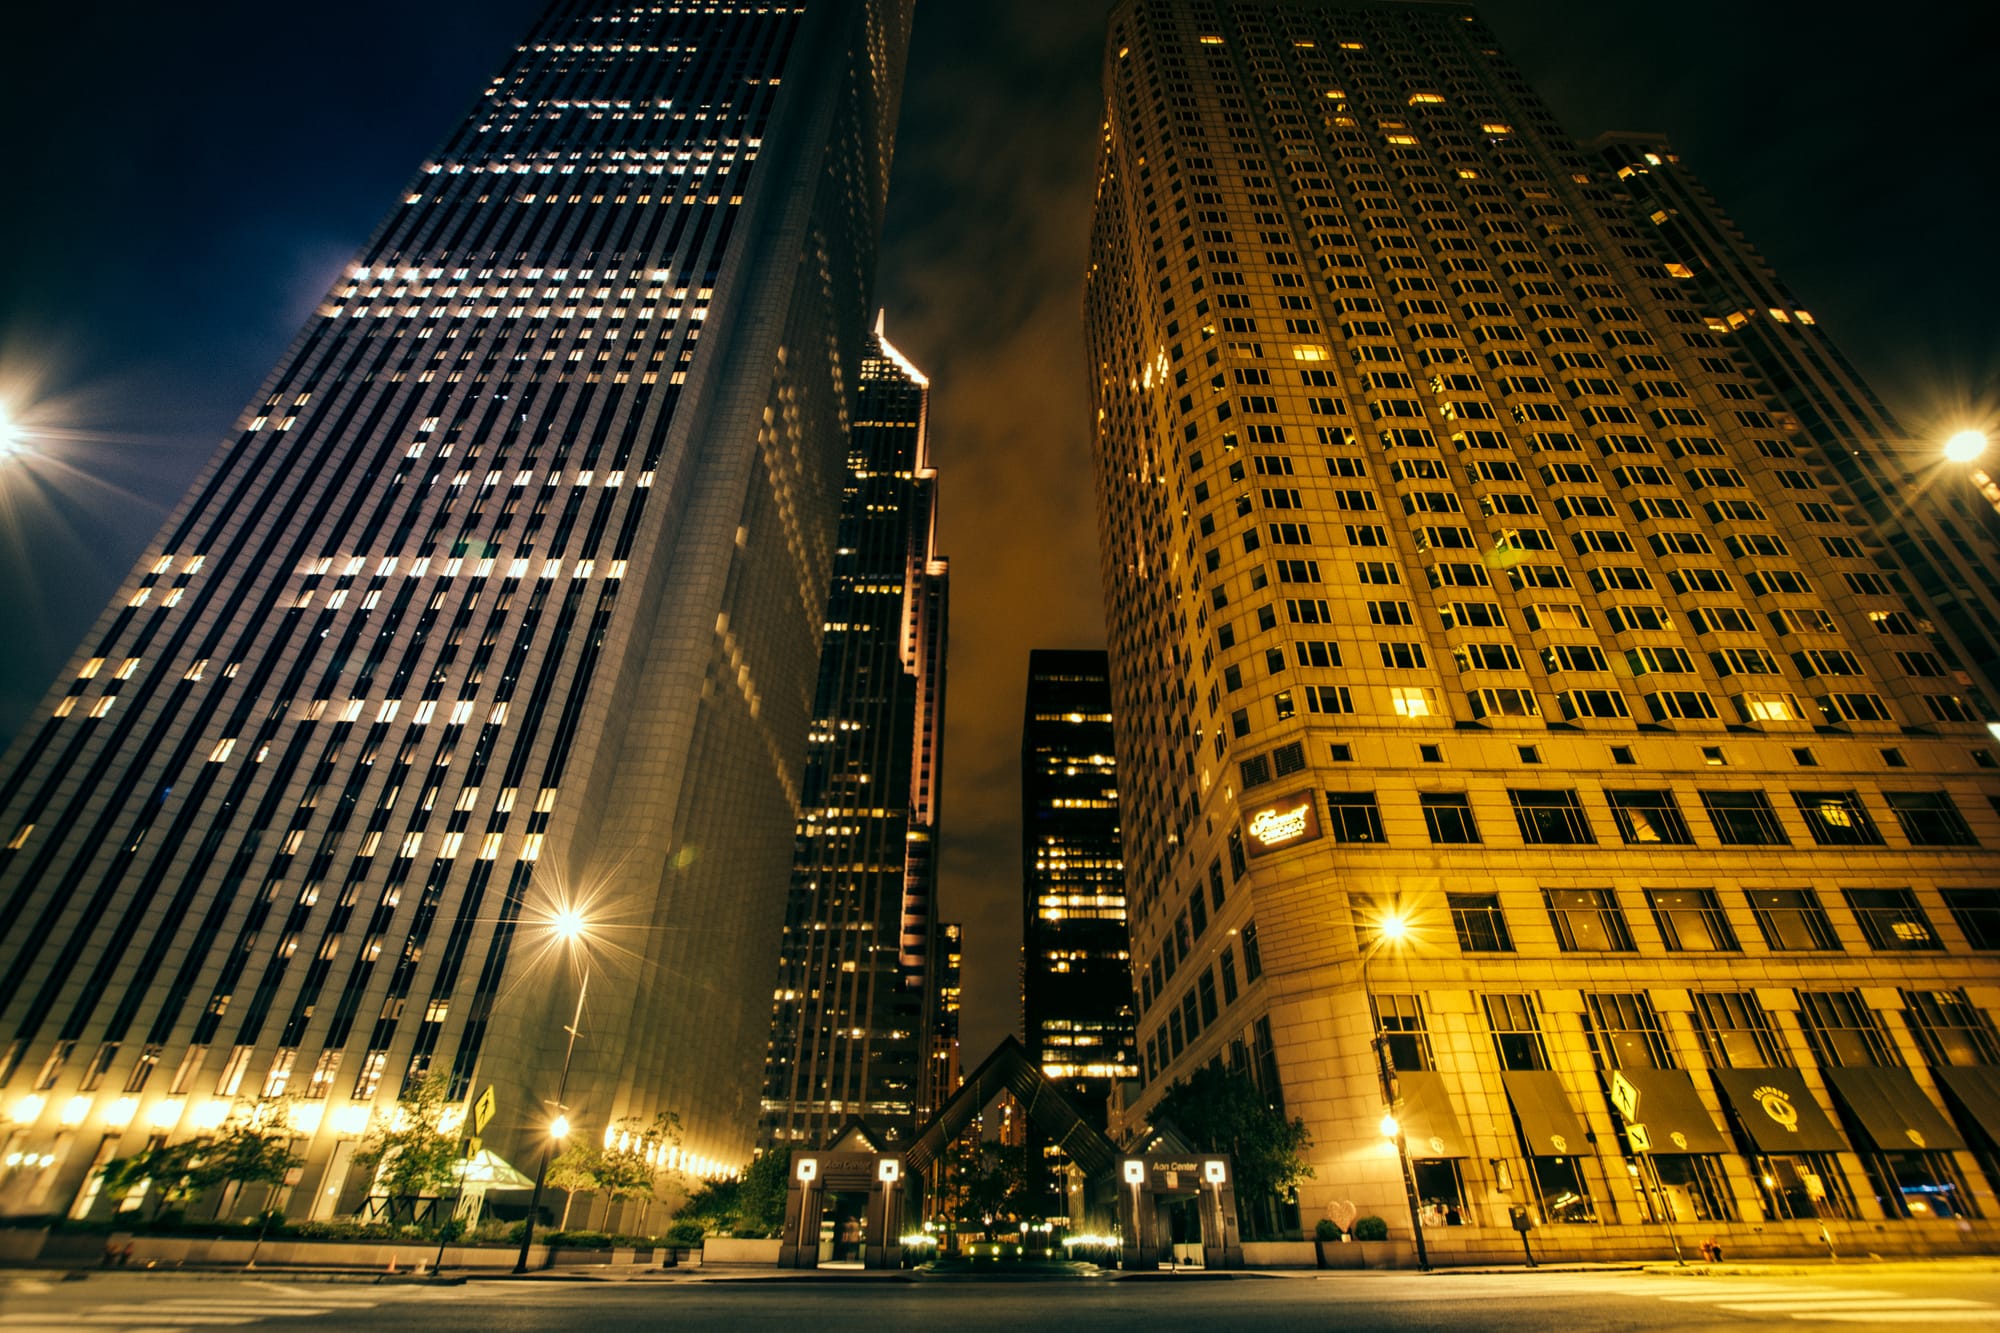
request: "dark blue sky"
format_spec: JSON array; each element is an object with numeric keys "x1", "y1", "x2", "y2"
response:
[{"x1": 0, "y1": 0, "x2": 1992, "y2": 1053}]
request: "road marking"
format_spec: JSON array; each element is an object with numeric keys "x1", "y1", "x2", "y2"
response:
[
  {"x1": 1721, "y1": 1299, "x2": 1991, "y2": 1312},
  {"x1": 1810, "y1": 1315, "x2": 2000, "y2": 1325}
]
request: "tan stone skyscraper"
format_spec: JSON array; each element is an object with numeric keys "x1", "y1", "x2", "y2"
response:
[{"x1": 1087, "y1": 0, "x2": 2000, "y2": 1260}]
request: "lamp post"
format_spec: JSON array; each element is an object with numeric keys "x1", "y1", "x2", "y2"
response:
[
  {"x1": 513, "y1": 909, "x2": 590, "y2": 1274},
  {"x1": 1359, "y1": 910, "x2": 1430, "y2": 1272}
]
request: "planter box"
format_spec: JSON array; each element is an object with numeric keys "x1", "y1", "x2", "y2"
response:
[
  {"x1": 699, "y1": 1237, "x2": 781, "y2": 1267},
  {"x1": 1241, "y1": 1241, "x2": 1317, "y2": 1269}
]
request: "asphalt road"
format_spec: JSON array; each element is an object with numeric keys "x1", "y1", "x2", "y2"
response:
[{"x1": 5, "y1": 1267, "x2": 2000, "y2": 1331}]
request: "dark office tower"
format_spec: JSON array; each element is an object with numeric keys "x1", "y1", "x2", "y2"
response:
[
  {"x1": 1592, "y1": 136, "x2": 2000, "y2": 708},
  {"x1": 1088, "y1": 0, "x2": 2000, "y2": 1258},
  {"x1": 1020, "y1": 651, "x2": 1135, "y2": 1127},
  {"x1": 761, "y1": 319, "x2": 948, "y2": 1149},
  {"x1": 925, "y1": 920, "x2": 964, "y2": 1114},
  {"x1": 0, "y1": 0, "x2": 913, "y2": 1221}
]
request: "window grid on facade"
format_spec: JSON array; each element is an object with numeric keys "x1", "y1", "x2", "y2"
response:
[
  {"x1": 1646, "y1": 887, "x2": 1739, "y2": 952},
  {"x1": 1508, "y1": 788, "x2": 1595, "y2": 845},
  {"x1": 1691, "y1": 991, "x2": 1786, "y2": 1068},
  {"x1": 1748, "y1": 887, "x2": 1842, "y2": 951},
  {"x1": 1843, "y1": 888, "x2": 1942, "y2": 952},
  {"x1": 1700, "y1": 789, "x2": 1790, "y2": 846},
  {"x1": 1483, "y1": 992, "x2": 1550, "y2": 1072},
  {"x1": 1324, "y1": 791, "x2": 1385, "y2": 843},
  {"x1": 1371, "y1": 992, "x2": 1433, "y2": 1073},
  {"x1": 1545, "y1": 888, "x2": 1636, "y2": 952},
  {"x1": 1605, "y1": 789, "x2": 1695, "y2": 846},
  {"x1": 1796, "y1": 990, "x2": 1897, "y2": 1067},
  {"x1": 1583, "y1": 992, "x2": 1673, "y2": 1070},
  {"x1": 1901, "y1": 988, "x2": 2000, "y2": 1067},
  {"x1": 1884, "y1": 791, "x2": 1979, "y2": 846},
  {"x1": 1447, "y1": 892, "x2": 1513, "y2": 952},
  {"x1": 1420, "y1": 792, "x2": 1480, "y2": 844},
  {"x1": 1792, "y1": 790, "x2": 1884, "y2": 846},
  {"x1": 1940, "y1": 889, "x2": 2000, "y2": 949}
]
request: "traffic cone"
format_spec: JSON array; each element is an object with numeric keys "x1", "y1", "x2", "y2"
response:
[{"x1": 387, "y1": 1255, "x2": 398, "y2": 1274}]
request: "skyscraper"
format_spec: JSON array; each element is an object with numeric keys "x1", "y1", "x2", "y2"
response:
[
  {"x1": 0, "y1": 0, "x2": 913, "y2": 1222},
  {"x1": 762, "y1": 318, "x2": 948, "y2": 1148},
  {"x1": 1089, "y1": 0, "x2": 2000, "y2": 1257},
  {"x1": 1020, "y1": 650, "x2": 1135, "y2": 1124}
]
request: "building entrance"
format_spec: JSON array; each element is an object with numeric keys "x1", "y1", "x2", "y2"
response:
[{"x1": 779, "y1": 1038, "x2": 1240, "y2": 1271}]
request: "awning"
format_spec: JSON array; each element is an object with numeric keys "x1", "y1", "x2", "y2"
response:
[
  {"x1": 1613, "y1": 1068, "x2": 1729, "y2": 1154},
  {"x1": 1825, "y1": 1067, "x2": 1965, "y2": 1153},
  {"x1": 1711, "y1": 1067, "x2": 1847, "y2": 1153},
  {"x1": 1501, "y1": 1070, "x2": 1590, "y2": 1157},
  {"x1": 1936, "y1": 1066, "x2": 2000, "y2": 1146},
  {"x1": 454, "y1": 1149, "x2": 536, "y2": 1189},
  {"x1": 1396, "y1": 1070, "x2": 1471, "y2": 1158}
]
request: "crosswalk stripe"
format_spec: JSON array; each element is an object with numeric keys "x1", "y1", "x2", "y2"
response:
[
  {"x1": 1694, "y1": 1291, "x2": 1905, "y2": 1305},
  {"x1": 1660, "y1": 1285, "x2": 1853, "y2": 1300},
  {"x1": 1719, "y1": 1299, "x2": 1991, "y2": 1313},
  {"x1": 1808, "y1": 1313, "x2": 2000, "y2": 1324}
]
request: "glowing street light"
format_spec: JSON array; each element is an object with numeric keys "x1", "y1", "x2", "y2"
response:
[
  {"x1": 0, "y1": 403, "x2": 24, "y2": 460},
  {"x1": 1944, "y1": 429, "x2": 1989, "y2": 465},
  {"x1": 1360, "y1": 912, "x2": 1431, "y2": 1273},
  {"x1": 514, "y1": 907, "x2": 593, "y2": 1274}
]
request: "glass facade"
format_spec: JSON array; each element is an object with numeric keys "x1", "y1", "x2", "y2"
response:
[{"x1": 0, "y1": 0, "x2": 914, "y2": 1224}]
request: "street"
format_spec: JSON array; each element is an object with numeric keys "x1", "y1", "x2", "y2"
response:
[{"x1": 5, "y1": 1267, "x2": 2000, "y2": 1331}]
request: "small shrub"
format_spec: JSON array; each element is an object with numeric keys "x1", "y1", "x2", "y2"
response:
[
  {"x1": 663, "y1": 1219, "x2": 705, "y2": 1248},
  {"x1": 1352, "y1": 1215, "x2": 1390, "y2": 1242},
  {"x1": 545, "y1": 1229, "x2": 613, "y2": 1249},
  {"x1": 1314, "y1": 1218, "x2": 1341, "y2": 1241}
]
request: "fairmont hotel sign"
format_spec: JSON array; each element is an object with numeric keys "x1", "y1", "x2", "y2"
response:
[{"x1": 1243, "y1": 791, "x2": 1323, "y2": 857}]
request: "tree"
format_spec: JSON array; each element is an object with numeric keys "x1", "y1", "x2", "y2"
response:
[
  {"x1": 675, "y1": 1176, "x2": 742, "y2": 1235},
  {"x1": 99, "y1": 1099, "x2": 302, "y2": 1224},
  {"x1": 352, "y1": 1073, "x2": 461, "y2": 1212},
  {"x1": 204, "y1": 1099, "x2": 304, "y2": 1219},
  {"x1": 545, "y1": 1141, "x2": 601, "y2": 1230},
  {"x1": 735, "y1": 1150, "x2": 789, "y2": 1236},
  {"x1": 1152, "y1": 1064, "x2": 1313, "y2": 1239}
]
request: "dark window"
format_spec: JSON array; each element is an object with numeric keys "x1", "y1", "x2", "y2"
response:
[
  {"x1": 1421, "y1": 792, "x2": 1480, "y2": 844},
  {"x1": 1647, "y1": 888, "x2": 1739, "y2": 951},
  {"x1": 1691, "y1": 991, "x2": 1784, "y2": 1067},
  {"x1": 1605, "y1": 789, "x2": 1694, "y2": 845},
  {"x1": 1902, "y1": 988, "x2": 2000, "y2": 1066},
  {"x1": 1448, "y1": 893, "x2": 1513, "y2": 952},
  {"x1": 1748, "y1": 887, "x2": 1840, "y2": 951},
  {"x1": 1240, "y1": 754, "x2": 1272, "y2": 788},
  {"x1": 1796, "y1": 990, "x2": 1895, "y2": 1066},
  {"x1": 1508, "y1": 788, "x2": 1595, "y2": 844},
  {"x1": 1271, "y1": 740, "x2": 1307, "y2": 776},
  {"x1": 1792, "y1": 790, "x2": 1885, "y2": 846},
  {"x1": 1219, "y1": 946, "x2": 1239, "y2": 1004},
  {"x1": 1941, "y1": 889, "x2": 2000, "y2": 949},
  {"x1": 1544, "y1": 888, "x2": 1635, "y2": 951},
  {"x1": 1198, "y1": 968, "x2": 1220, "y2": 1025},
  {"x1": 1241, "y1": 920, "x2": 1263, "y2": 980},
  {"x1": 1372, "y1": 993, "x2": 1432, "y2": 1072},
  {"x1": 1844, "y1": 888, "x2": 1941, "y2": 951},
  {"x1": 1482, "y1": 992, "x2": 1548, "y2": 1070},
  {"x1": 1326, "y1": 791, "x2": 1386, "y2": 843},
  {"x1": 1883, "y1": 791, "x2": 1978, "y2": 846},
  {"x1": 1700, "y1": 790, "x2": 1790, "y2": 845}
]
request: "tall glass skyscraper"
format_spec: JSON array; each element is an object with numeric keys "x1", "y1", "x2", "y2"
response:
[
  {"x1": 1020, "y1": 650, "x2": 1135, "y2": 1121},
  {"x1": 1089, "y1": 0, "x2": 2000, "y2": 1257},
  {"x1": 0, "y1": 0, "x2": 913, "y2": 1222},
  {"x1": 762, "y1": 318, "x2": 948, "y2": 1149}
]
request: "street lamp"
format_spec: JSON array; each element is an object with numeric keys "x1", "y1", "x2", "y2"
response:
[
  {"x1": 1942, "y1": 428, "x2": 2000, "y2": 520},
  {"x1": 512, "y1": 910, "x2": 591, "y2": 1274},
  {"x1": 1359, "y1": 909, "x2": 1430, "y2": 1273}
]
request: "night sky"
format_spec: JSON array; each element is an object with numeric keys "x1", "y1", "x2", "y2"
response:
[{"x1": 1, "y1": 1, "x2": 1993, "y2": 1062}]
